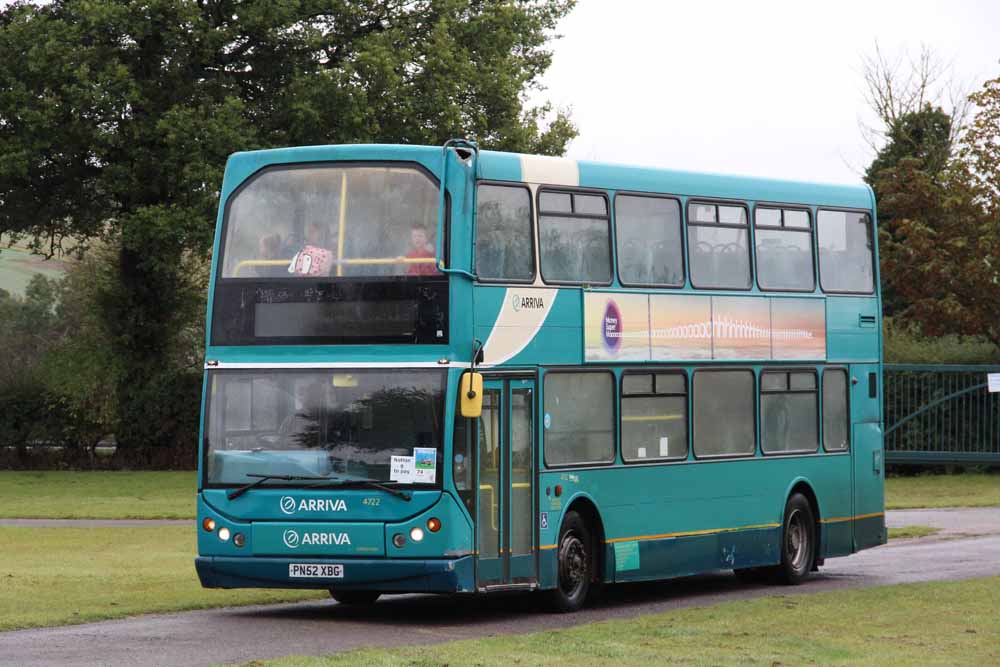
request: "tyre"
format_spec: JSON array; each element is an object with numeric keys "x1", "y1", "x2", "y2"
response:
[
  {"x1": 329, "y1": 590, "x2": 381, "y2": 605},
  {"x1": 773, "y1": 493, "x2": 816, "y2": 585},
  {"x1": 544, "y1": 510, "x2": 593, "y2": 613}
]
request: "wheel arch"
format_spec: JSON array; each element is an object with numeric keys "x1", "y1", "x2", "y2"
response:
[
  {"x1": 561, "y1": 492, "x2": 608, "y2": 584},
  {"x1": 784, "y1": 477, "x2": 823, "y2": 566}
]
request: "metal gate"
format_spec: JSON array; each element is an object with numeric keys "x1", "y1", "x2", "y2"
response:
[{"x1": 884, "y1": 365, "x2": 1000, "y2": 464}]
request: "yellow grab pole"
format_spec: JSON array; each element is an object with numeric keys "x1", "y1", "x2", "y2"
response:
[{"x1": 336, "y1": 171, "x2": 347, "y2": 276}]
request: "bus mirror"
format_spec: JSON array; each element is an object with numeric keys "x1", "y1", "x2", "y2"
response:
[{"x1": 460, "y1": 372, "x2": 483, "y2": 418}]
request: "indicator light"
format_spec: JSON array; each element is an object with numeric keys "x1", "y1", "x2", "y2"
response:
[
  {"x1": 554, "y1": 485, "x2": 563, "y2": 497},
  {"x1": 427, "y1": 517, "x2": 442, "y2": 532},
  {"x1": 202, "y1": 518, "x2": 216, "y2": 532}
]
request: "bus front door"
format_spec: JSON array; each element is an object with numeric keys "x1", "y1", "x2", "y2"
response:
[{"x1": 475, "y1": 377, "x2": 537, "y2": 590}]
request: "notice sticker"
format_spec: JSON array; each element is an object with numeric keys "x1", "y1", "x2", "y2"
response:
[
  {"x1": 614, "y1": 541, "x2": 640, "y2": 572},
  {"x1": 637, "y1": 447, "x2": 647, "y2": 458},
  {"x1": 988, "y1": 373, "x2": 1000, "y2": 393},
  {"x1": 659, "y1": 436, "x2": 670, "y2": 457},
  {"x1": 413, "y1": 447, "x2": 437, "y2": 484},
  {"x1": 390, "y1": 455, "x2": 416, "y2": 483}
]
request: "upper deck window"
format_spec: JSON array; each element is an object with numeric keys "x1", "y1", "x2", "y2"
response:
[
  {"x1": 220, "y1": 164, "x2": 441, "y2": 279},
  {"x1": 538, "y1": 189, "x2": 612, "y2": 285},
  {"x1": 615, "y1": 195, "x2": 684, "y2": 287},
  {"x1": 817, "y1": 210, "x2": 875, "y2": 293},
  {"x1": 476, "y1": 184, "x2": 535, "y2": 282},
  {"x1": 687, "y1": 202, "x2": 752, "y2": 290},
  {"x1": 754, "y1": 206, "x2": 815, "y2": 291}
]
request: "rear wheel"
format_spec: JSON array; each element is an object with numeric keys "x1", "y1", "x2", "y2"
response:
[
  {"x1": 544, "y1": 511, "x2": 593, "y2": 613},
  {"x1": 329, "y1": 590, "x2": 381, "y2": 605},
  {"x1": 773, "y1": 493, "x2": 816, "y2": 585}
]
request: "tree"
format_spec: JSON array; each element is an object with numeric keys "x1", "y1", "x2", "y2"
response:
[
  {"x1": 872, "y1": 75, "x2": 1000, "y2": 349},
  {"x1": 0, "y1": 0, "x2": 577, "y2": 453}
]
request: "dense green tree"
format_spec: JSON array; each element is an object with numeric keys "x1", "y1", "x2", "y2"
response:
[
  {"x1": 0, "y1": 0, "x2": 576, "y2": 453},
  {"x1": 871, "y1": 76, "x2": 1000, "y2": 348},
  {"x1": 864, "y1": 104, "x2": 952, "y2": 189}
]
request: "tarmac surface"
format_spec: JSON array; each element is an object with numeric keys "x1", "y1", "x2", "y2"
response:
[{"x1": 2, "y1": 507, "x2": 998, "y2": 667}]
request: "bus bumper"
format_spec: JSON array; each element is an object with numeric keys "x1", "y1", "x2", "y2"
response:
[{"x1": 194, "y1": 555, "x2": 475, "y2": 594}]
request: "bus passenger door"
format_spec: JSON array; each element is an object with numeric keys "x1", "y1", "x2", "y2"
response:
[
  {"x1": 475, "y1": 377, "x2": 537, "y2": 589},
  {"x1": 851, "y1": 363, "x2": 886, "y2": 549}
]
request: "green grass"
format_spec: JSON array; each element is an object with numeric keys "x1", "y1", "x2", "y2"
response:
[
  {"x1": 889, "y1": 524, "x2": 941, "y2": 540},
  {"x1": 886, "y1": 472, "x2": 1000, "y2": 509},
  {"x1": 0, "y1": 526, "x2": 326, "y2": 631},
  {"x1": 0, "y1": 471, "x2": 196, "y2": 519},
  {"x1": 252, "y1": 577, "x2": 1000, "y2": 667},
  {"x1": 0, "y1": 245, "x2": 65, "y2": 297}
]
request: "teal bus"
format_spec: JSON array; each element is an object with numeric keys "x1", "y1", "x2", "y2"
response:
[{"x1": 195, "y1": 141, "x2": 885, "y2": 612}]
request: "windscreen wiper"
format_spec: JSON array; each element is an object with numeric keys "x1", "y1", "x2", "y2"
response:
[
  {"x1": 226, "y1": 474, "x2": 332, "y2": 501},
  {"x1": 302, "y1": 478, "x2": 413, "y2": 501}
]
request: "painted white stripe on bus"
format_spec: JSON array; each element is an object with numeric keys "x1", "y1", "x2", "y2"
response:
[
  {"x1": 481, "y1": 288, "x2": 559, "y2": 366},
  {"x1": 519, "y1": 154, "x2": 579, "y2": 186}
]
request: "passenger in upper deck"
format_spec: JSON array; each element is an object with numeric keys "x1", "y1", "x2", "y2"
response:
[
  {"x1": 288, "y1": 222, "x2": 336, "y2": 276},
  {"x1": 253, "y1": 234, "x2": 288, "y2": 278},
  {"x1": 404, "y1": 223, "x2": 441, "y2": 276}
]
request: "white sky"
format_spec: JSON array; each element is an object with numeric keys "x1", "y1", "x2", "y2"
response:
[{"x1": 535, "y1": 0, "x2": 1000, "y2": 184}]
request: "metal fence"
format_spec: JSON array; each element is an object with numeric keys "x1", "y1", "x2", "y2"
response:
[{"x1": 884, "y1": 365, "x2": 1000, "y2": 465}]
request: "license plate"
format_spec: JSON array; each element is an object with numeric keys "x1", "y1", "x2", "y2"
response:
[{"x1": 289, "y1": 563, "x2": 344, "y2": 579}]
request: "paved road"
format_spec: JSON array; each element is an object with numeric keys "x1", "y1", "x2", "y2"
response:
[{"x1": 3, "y1": 508, "x2": 999, "y2": 667}]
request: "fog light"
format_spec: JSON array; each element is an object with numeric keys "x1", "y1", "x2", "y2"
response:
[
  {"x1": 218, "y1": 527, "x2": 231, "y2": 541},
  {"x1": 202, "y1": 518, "x2": 216, "y2": 532},
  {"x1": 392, "y1": 533, "x2": 406, "y2": 548},
  {"x1": 233, "y1": 532, "x2": 246, "y2": 548},
  {"x1": 409, "y1": 527, "x2": 425, "y2": 542},
  {"x1": 426, "y1": 517, "x2": 441, "y2": 533}
]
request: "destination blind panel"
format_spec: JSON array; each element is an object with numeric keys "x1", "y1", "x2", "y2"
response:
[{"x1": 211, "y1": 279, "x2": 448, "y2": 345}]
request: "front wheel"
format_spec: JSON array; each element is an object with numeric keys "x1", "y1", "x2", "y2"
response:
[
  {"x1": 774, "y1": 493, "x2": 816, "y2": 585},
  {"x1": 544, "y1": 511, "x2": 593, "y2": 613},
  {"x1": 329, "y1": 590, "x2": 381, "y2": 605}
]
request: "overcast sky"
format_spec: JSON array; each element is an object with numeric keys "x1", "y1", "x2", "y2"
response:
[{"x1": 535, "y1": 0, "x2": 1000, "y2": 184}]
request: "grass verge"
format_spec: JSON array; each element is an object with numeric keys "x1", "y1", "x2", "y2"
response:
[
  {"x1": 889, "y1": 524, "x2": 941, "y2": 540},
  {"x1": 252, "y1": 577, "x2": 1000, "y2": 667},
  {"x1": 0, "y1": 526, "x2": 326, "y2": 631},
  {"x1": 886, "y1": 472, "x2": 1000, "y2": 509},
  {"x1": 0, "y1": 471, "x2": 195, "y2": 519}
]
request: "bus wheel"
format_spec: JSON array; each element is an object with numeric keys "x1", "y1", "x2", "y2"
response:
[
  {"x1": 329, "y1": 590, "x2": 381, "y2": 605},
  {"x1": 775, "y1": 493, "x2": 816, "y2": 585},
  {"x1": 545, "y1": 510, "x2": 592, "y2": 613}
]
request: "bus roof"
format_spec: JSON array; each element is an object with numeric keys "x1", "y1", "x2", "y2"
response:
[
  {"x1": 224, "y1": 144, "x2": 874, "y2": 212},
  {"x1": 478, "y1": 150, "x2": 874, "y2": 212}
]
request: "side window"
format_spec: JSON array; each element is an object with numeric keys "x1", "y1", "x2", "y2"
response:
[
  {"x1": 544, "y1": 372, "x2": 615, "y2": 466},
  {"x1": 693, "y1": 370, "x2": 755, "y2": 457},
  {"x1": 476, "y1": 184, "x2": 534, "y2": 281},
  {"x1": 538, "y1": 190, "x2": 612, "y2": 284},
  {"x1": 760, "y1": 370, "x2": 819, "y2": 454},
  {"x1": 817, "y1": 210, "x2": 875, "y2": 293},
  {"x1": 823, "y1": 369, "x2": 850, "y2": 451},
  {"x1": 687, "y1": 202, "x2": 751, "y2": 289},
  {"x1": 754, "y1": 207, "x2": 815, "y2": 291},
  {"x1": 615, "y1": 195, "x2": 684, "y2": 287},
  {"x1": 621, "y1": 372, "x2": 687, "y2": 462}
]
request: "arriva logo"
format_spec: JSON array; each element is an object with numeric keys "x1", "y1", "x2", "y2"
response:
[
  {"x1": 511, "y1": 293, "x2": 545, "y2": 312},
  {"x1": 278, "y1": 496, "x2": 348, "y2": 514},
  {"x1": 282, "y1": 529, "x2": 351, "y2": 549}
]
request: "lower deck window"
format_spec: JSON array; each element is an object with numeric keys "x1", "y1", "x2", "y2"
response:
[
  {"x1": 823, "y1": 369, "x2": 850, "y2": 451},
  {"x1": 693, "y1": 370, "x2": 755, "y2": 457},
  {"x1": 760, "y1": 370, "x2": 819, "y2": 454},
  {"x1": 544, "y1": 372, "x2": 614, "y2": 466},
  {"x1": 621, "y1": 372, "x2": 687, "y2": 461}
]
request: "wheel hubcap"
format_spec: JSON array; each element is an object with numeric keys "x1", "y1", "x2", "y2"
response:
[
  {"x1": 558, "y1": 531, "x2": 587, "y2": 596},
  {"x1": 785, "y1": 509, "x2": 810, "y2": 572}
]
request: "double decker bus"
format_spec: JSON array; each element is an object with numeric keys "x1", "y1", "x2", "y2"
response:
[{"x1": 196, "y1": 141, "x2": 884, "y2": 612}]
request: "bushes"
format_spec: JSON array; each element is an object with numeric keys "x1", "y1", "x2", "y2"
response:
[{"x1": 883, "y1": 318, "x2": 1000, "y2": 365}]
